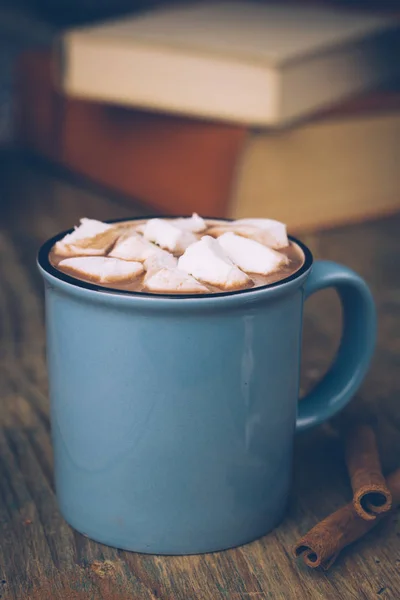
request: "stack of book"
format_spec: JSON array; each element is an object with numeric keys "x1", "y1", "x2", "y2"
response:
[{"x1": 17, "y1": 2, "x2": 400, "y2": 231}]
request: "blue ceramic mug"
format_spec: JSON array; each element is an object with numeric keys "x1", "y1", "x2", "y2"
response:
[{"x1": 38, "y1": 221, "x2": 376, "y2": 554}]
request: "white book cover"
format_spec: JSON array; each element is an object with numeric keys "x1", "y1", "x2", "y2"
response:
[{"x1": 61, "y1": 2, "x2": 400, "y2": 126}]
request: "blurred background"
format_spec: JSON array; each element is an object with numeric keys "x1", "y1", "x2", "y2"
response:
[{"x1": 0, "y1": 0, "x2": 399, "y2": 232}]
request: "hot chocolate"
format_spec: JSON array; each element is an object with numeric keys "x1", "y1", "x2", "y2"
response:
[{"x1": 49, "y1": 216, "x2": 304, "y2": 294}]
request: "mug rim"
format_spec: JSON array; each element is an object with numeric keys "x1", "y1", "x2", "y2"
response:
[{"x1": 37, "y1": 216, "x2": 314, "y2": 300}]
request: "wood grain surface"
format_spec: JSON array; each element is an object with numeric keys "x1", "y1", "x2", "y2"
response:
[{"x1": 0, "y1": 153, "x2": 399, "y2": 599}]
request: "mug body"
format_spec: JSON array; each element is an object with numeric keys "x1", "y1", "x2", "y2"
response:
[{"x1": 39, "y1": 232, "x2": 312, "y2": 554}]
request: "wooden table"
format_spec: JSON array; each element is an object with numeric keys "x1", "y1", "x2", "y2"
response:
[{"x1": 1, "y1": 154, "x2": 399, "y2": 600}]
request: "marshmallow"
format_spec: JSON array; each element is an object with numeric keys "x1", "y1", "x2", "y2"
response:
[
  {"x1": 172, "y1": 213, "x2": 207, "y2": 233},
  {"x1": 218, "y1": 232, "x2": 288, "y2": 275},
  {"x1": 55, "y1": 218, "x2": 118, "y2": 257},
  {"x1": 142, "y1": 218, "x2": 197, "y2": 253},
  {"x1": 178, "y1": 236, "x2": 251, "y2": 290},
  {"x1": 207, "y1": 224, "x2": 265, "y2": 246},
  {"x1": 110, "y1": 232, "x2": 165, "y2": 262},
  {"x1": 233, "y1": 219, "x2": 288, "y2": 249},
  {"x1": 134, "y1": 223, "x2": 146, "y2": 234},
  {"x1": 109, "y1": 231, "x2": 178, "y2": 275},
  {"x1": 208, "y1": 220, "x2": 288, "y2": 250},
  {"x1": 145, "y1": 268, "x2": 209, "y2": 294},
  {"x1": 144, "y1": 251, "x2": 178, "y2": 276},
  {"x1": 59, "y1": 256, "x2": 144, "y2": 283}
]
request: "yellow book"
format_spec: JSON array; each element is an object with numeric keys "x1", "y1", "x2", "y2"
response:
[
  {"x1": 230, "y1": 107, "x2": 400, "y2": 231},
  {"x1": 61, "y1": 1, "x2": 400, "y2": 127}
]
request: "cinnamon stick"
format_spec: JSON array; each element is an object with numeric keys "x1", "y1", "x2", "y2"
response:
[
  {"x1": 345, "y1": 422, "x2": 392, "y2": 520},
  {"x1": 293, "y1": 468, "x2": 400, "y2": 570}
]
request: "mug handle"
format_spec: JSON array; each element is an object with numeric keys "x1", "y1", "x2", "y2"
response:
[{"x1": 296, "y1": 260, "x2": 376, "y2": 433}]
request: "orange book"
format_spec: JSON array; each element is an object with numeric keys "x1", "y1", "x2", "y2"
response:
[
  {"x1": 61, "y1": 100, "x2": 246, "y2": 217},
  {"x1": 16, "y1": 50, "x2": 246, "y2": 217}
]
